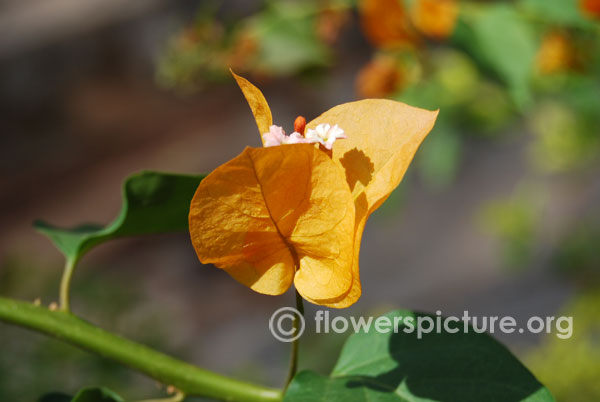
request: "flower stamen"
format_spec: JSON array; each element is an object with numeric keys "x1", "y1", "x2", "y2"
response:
[{"x1": 294, "y1": 116, "x2": 307, "y2": 136}]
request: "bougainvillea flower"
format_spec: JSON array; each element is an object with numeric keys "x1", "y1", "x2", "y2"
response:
[
  {"x1": 358, "y1": 0, "x2": 457, "y2": 48},
  {"x1": 355, "y1": 56, "x2": 404, "y2": 99},
  {"x1": 536, "y1": 31, "x2": 577, "y2": 75},
  {"x1": 581, "y1": 0, "x2": 600, "y2": 19},
  {"x1": 359, "y1": 0, "x2": 418, "y2": 49},
  {"x1": 262, "y1": 125, "x2": 308, "y2": 146},
  {"x1": 189, "y1": 72, "x2": 438, "y2": 308},
  {"x1": 409, "y1": 0, "x2": 458, "y2": 40}
]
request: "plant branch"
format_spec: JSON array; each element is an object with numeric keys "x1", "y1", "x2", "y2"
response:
[{"x1": 0, "y1": 297, "x2": 282, "y2": 402}]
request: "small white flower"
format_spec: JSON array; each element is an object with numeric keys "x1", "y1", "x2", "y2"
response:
[
  {"x1": 305, "y1": 123, "x2": 347, "y2": 150},
  {"x1": 262, "y1": 125, "x2": 286, "y2": 147},
  {"x1": 263, "y1": 123, "x2": 346, "y2": 149},
  {"x1": 263, "y1": 125, "x2": 309, "y2": 147}
]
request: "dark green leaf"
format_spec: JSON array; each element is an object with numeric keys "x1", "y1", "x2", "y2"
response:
[
  {"x1": 285, "y1": 310, "x2": 554, "y2": 402},
  {"x1": 35, "y1": 171, "x2": 204, "y2": 261},
  {"x1": 71, "y1": 387, "x2": 123, "y2": 402},
  {"x1": 37, "y1": 387, "x2": 123, "y2": 402}
]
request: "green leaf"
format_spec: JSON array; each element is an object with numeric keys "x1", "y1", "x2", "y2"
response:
[
  {"x1": 35, "y1": 171, "x2": 204, "y2": 261},
  {"x1": 285, "y1": 310, "x2": 554, "y2": 402},
  {"x1": 518, "y1": 0, "x2": 595, "y2": 29},
  {"x1": 37, "y1": 387, "x2": 123, "y2": 402},
  {"x1": 251, "y1": 2, "x2": 331, "y2": 75},
  {"x1": 71, "y1": 387, "x2": 124, "y2": 402},
  {"x1": 454, "y1": 5, "x2": 537, "y2": 108}
]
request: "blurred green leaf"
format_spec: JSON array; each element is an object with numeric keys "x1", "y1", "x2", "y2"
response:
[
  {"x1": 455, "y1": 5, "x2": 537, "y2": 108},
  {"x1": 285, "y1": 310, "x2": 554, "y2": 402},
  {"x1": 35, "y1": 171, "x2": 204, "y2": 261},
  {"x1": 519, "y1": 0, "x2": 594, "y2": 29},
  {"x1": 70, "y1": 388, "x2": 123, "y2": 402},
  {"x1": 38, "y1": 387, "x2": 123, "y2": 402},
  {"x1": 418, "y1": 123, "x2": 462, "y2": 190},
  {"x1": 480, "y1": 192, "x2": 539, "y2": 269},
  {"x1": 527, "y1": 291, "x2": 600, "y2": 402},
  {"x1": 251, "y1": 2, "x2": 331, "y2": 75},
  {"x1": 554, "y1": 218, "x2": 600, "y2": 284},
  {"x1": 528, "y1": 101, "x2": 599, "y2": 172},
  {"x1": 38, "y1": 393, "x2": 72, "y2": 402}
]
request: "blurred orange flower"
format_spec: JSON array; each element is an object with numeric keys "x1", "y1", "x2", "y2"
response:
[
  {"x1": 581, "y1": 0, "x2": 600, "y2": 19},
  {"x1": 409, "y1": 0, "x2": 459, "y2": 40},
  {"x1": 356, "y1": 56, "x2": 403, "y2": 98},
  {"x1": 188, "y1": 72, "x2": 438, "y2": 307},
  {"x1": 359, "y1": 0, "x2": 417, "y2": 48},
  {"x1": 316, "y1": 7, "x2": 351, "y2": 45},
  {"x1": 536, "y1": 31, "x2": 577, "y2": 74}
]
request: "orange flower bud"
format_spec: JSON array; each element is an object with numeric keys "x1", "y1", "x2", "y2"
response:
[{"x1": 294, "y1": 116, "x2": 307, "y2": 135}]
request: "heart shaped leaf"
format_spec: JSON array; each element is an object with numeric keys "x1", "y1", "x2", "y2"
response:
[
  {"x1": 285, "y1": 310, "x2": 555, "y2": 402},
  {"x1": 35, "y1": 171, "x2": 204, "y2": 261}
]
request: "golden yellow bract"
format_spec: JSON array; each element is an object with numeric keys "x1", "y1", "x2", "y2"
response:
[{"x1": 189, "y1": 72, "x2": 438, "y2": 308}]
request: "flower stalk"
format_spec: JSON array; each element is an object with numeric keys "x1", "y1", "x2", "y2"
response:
[{"x1": 284, "y1": 290, "x2": 305, "y2": 389}]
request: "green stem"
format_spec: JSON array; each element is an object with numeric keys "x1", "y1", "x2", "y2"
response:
[
  {"x1": 59, "y1": 257, "x2": 78, "y2": 312},
  {"x1": 284, "y1": 290, "x2": 304, "y2": 389},
  {"x1": 0, "y1": 297, "x2": 282, "y2": 402}
]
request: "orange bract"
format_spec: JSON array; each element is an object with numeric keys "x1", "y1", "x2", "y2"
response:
[
  {"x1": 189, "y1": 145, "x2": 356, "y2": 301},
  {"x1": 231, "y1": 70, "x2": 272, "y2": 144},
  {"x1": 189, "y1": 72, "x2": 438, "y2": 308},
  {"x1": 306, "y1": 99, "x2": 438, "y2": 307}
]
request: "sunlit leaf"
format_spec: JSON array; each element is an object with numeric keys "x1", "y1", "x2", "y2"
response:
[
  {"x1": 284, "y1": 310, "x2": 555, "y2": 402},
  {"x1": 36, "y1": 171, "x2": 204, "y2": 262}
]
